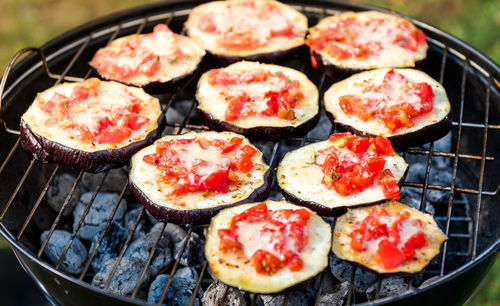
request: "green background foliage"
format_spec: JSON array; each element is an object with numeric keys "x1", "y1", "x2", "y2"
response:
[{"x1": 0, "y1": 1, "x2": 497, "y2": 305}]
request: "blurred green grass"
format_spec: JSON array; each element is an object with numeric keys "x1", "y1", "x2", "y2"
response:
[{"x1": 0, "y1": 0, "x2": 498, "y2": 305}]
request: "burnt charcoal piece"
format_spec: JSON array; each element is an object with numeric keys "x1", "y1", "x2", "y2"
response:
[
  {"x1": 40, "y1": 230, "x2": 88, "y2": 275},
  {"x1": 92, "y1": 258, "x2": 149, "y2": 296},
  {"x1": 147, "y1": 271, "x2": 203, "y2": 306},
  {"x1": 146, "y1": 210, "x2": 160, "y2": 226},
  {"x1": 400, "y1": 187, "x2": 436, "y2": 215},
  {"x1": 405, "y1": 162, "x2": 428, "y2": 183},
  {"x1": 329, "y1": 254, "x2": 377, "y2": 293},
  {"x1": 82, "y1": 167, "x2": 129, "y2": 193},
  {"x1": 124, "y1": 207, "x2": 148, "y2": 241},
  {"x1": 202, "y1": 280, "x2": 246, "y2": 306},
  {"x1": 317, "y1": 281, "x2": 350, "y2": 306},
  {"x1": 88, "y1": 221, "x2": 129, "y2": 272},
  {"x1": 426, "y1": 189, "x2": 449, "y2": 205},
  {"x1": 172, "y1": 229, "x2": 205, "y2": 267},
  {"x1": 366, "y1": 277, "x2": 411, "y2": 300},
  {"x1": 259, "y1": 285, "x2": 315, "y2": 306},
  {"x1": 46, "y1": 173, "x2": 82, "y2": 217},
  {"x1": 73, "y1": 192, "x2": 127, "y2": 241},
  {"x1": 124, "y1": 223, "x2": 173, "y2": 276}
]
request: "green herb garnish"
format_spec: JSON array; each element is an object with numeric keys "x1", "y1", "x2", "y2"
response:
[
  {"x1": 261, "y1": 260, "x2": 266, "y2": 270},
  {"x1": 169, "y1": 57, "x2": 180, "y2": 64},
  {"x1": 273, "y1": 71, "x2": 283, "y2": 76},
  {"x1": 63, "y1": 99, "x2": 69, "y2": 110},
  {"x1": 376, "y1": 98, "x2": 386, "y2": 107}
]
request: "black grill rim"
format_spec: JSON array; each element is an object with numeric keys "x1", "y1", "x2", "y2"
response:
[{"x1": 0, "y1": 0, "x2": 499, "y2": 305}]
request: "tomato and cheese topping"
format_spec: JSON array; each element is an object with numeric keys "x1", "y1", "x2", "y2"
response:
[
  {"x1": 338, "y1": 69, "x2": 434, "y2": 133},
  {"x1": 21, "y1": 78, "x2": 161, "y2": 151},
  {"x1": 324, "y1": 68, "x2": 450, "y2": 138},
  {"x1": 197, "y1": 62, "x2": 319, "y2": 129},
  {"x1": 313, "y1": 132, "x2": 400, "y2": 199},
  {"x1": 185, "y1": 0, "x2": 307, "y2": 57},
  {"x1": 218, "y1": 202, "x2": 312, "y2": 275},
  {"x1": 306, "y1": 11, "x2": 427, "y2": 69},
  {"x1": 333, "y1": 202, "x2": 447, "y2": 274},
  {"x1": 90, "y1": 24, "x2": 205, "y2": 86},
  {"x1": 142, "y1": 136, "x2": 259, "y2": 196}
]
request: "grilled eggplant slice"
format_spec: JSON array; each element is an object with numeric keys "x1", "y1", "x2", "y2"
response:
[
  {"x1": 196, "y1": 61, "x2": 319, "y2": 140},
  {"x1": 333, "y1": 201, "x2": 447, "y2": 274},
  {"x1": 324, "y1": 68, "x2": 451, "y2": 150},
  {"x1": 277, "y1": 133, "x2": 408, "y2": 215},
  {"x1": 89, "y1": 24, "x2": 205, "y2": 91},
  {"x1": 205, "y1": 200, "x2": 331, "y2": 293},
  {"x1": 184, "y1": 0, "x2": 307, "y2": 64},
  {"x1": 20, "y1": 78, "x2": 164, "y2": 172},
  {"x1": 306, "y1": 11, "x2": 428, "y2": 76},
  {"x1": 129, "y1": 131, "x2": 271, "y2": 225}
]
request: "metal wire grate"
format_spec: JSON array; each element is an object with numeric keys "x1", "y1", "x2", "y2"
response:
[{"x1": 0, "y1": 2, "x2": 498, "y2": 305}]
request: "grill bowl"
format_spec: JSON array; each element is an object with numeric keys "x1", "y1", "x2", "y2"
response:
[{"x1": 0, "y1": 1, "x2": 499, "y2": 305}]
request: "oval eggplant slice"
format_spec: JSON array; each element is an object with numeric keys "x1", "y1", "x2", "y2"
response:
[
  {"x1": 306, "y1": 11, "x2": 428, "y2": 75},
  {"x1": 196, "y1": 61, "x2": 319, "y2": 140},
  {"x1": 324, "y1": 68, "x2": 451, "y2": 150},
  {"x1": 205, "y1": 200, "x2": 331, "y2": 293},
  {"x1": 20, "y1": 78, "x2": 164, "y2": 173},
  {"x1": 332, "y1": 201, "x2": 447, "y2": 274},
  {"x1": 184, "y1": 0, "x2": 307, "y2": 64},
  {"x1": 129, "y1": 131, "x2": 271, "y2": 225},
  {"x1": 277, "y1": 134, "x2": 408, "y2": 215},
  {"x1": 89, "y1": 24, "x2": 205, "y2": 90}
]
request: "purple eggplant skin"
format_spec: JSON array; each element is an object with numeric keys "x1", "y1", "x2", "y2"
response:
[
  {"x1": 279, "y1": 167, "x2": 409, "y2": 217},
  {"x1": 129, "y1": 168, "x2": 272, "y2": 226},
  {"x1": 19, "y1": 114, "x2": 165, "y2": 173},
  {"x1": 197, "y1": 107, "x2": 320, "y2": 141},
  {"x1": 325, "y1": 111, "x2": 452, "y2": 152}
]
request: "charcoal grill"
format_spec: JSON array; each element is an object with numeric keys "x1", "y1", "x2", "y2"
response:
[{"x1": 0, "y1": 1, "x2": 499, "y2": 305}]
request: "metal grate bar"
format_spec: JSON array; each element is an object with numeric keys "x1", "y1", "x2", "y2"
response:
[
  {"x1": 55, "y1": 171, "x2": 109, "y2": 270},
  {"x1": 103, "y1": 206, "x2": 146, "y2": 289},
  {"x1": 375, "y1": 276, "x2": 382, "y2": 299},
  {"x1": 53, "y1": 33, "x2": 93, "y2": 85},
  {"x1": 0, "y1": 158, "x2": 36, "y2": 220},
  {"x1": 188, "y1": 261, "x2": 208, "y2": 306},
  {"x1": 405, "y1": 149, "x2": 494, "y2": 161},
  {"x1": 131, "y1": 222, "x2": 169, "y2": 298},
  {"x1": 435, "y1": 216, "x2": 471, "y2": 222},
  {"x1": 471, "y1": 74, "x2": 491, "y2": 259},
  {"x1": 0, "y1": 138, "x2": 20, "y2": 175},
  {"x1": 345, "y1": 265, "x2": 356, "y2": 305},
  {"x1": 313, "y1": 270, "x2": 327, "y2": 306},
  {"x1": 451, "y1": 121, "x2": 500, "y2": 129},
  {"x1": 157, "y1": 227, "x2": 194, "y2": 304},
  {"x1": 402, "y1": 181, "x2": 498, "y2": 196},
  {"x1": 78, "y1": 182, "x2": 129, "y2": 279},
  {"x1": 17, "y1": 165, "x2": 61, "y2": 240},
  {"x1": 38, "y1": 170, "x2": 84, "y2": 257},
  {"x1": 440, "y1": 58, "x2": 469, "y2": 276}
]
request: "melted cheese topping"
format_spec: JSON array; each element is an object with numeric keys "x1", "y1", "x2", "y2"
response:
[
  {"x1": 324, "y1": 68, "x2": 450, "y2": 137},
  {"x1": 90, "y1": 26, "x2": 205, "y2": 86},
  {"x1": 277, "y1": 140, "x2": 408, "y2": 209},
  {"x1": 333, "y1": 201, "x2": 447, "y2": 274},
  {"x1": 21, "y1": 81, "x2": 161, "y2": 152},
  {"x1": 185, "y1": 0, "x2": 307, "y2": 57},
  {"x1": 129, "y1": 131, "x2": 269, "y2": 209},
  {"x1": 197, "y1": 61, "x2": 319, "y2": 128},
  {"x1": 309, "y1": 11, "x2": 427, "y2": 69},
  {"x1": 205, "y1": 201, "x2": 331, "y2": 293}
]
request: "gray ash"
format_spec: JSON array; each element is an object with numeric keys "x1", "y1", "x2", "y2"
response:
[{"x1": 202, "y1": 280, "x2": 246, "y2": 306}]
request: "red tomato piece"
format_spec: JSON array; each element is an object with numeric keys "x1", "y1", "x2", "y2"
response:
[
  {"x1": 378, "y1": 238, "x2": 406, "y2": 270},
  {"x1": 211, "y1": 137, "x2": 243, "y2": 154},
  {"x1": 252, "y1": 249, "x2": 283, "y2": 275},
  {"x1": 404, "y1": 231, "x2": 427, "y2": 250},
  {"x1": 202, "y1": 167, "x2": 230, "y2": 193},
  {"x1": 373, "y1": 136, "x2": 395, "y2": 155},
  {"x1": 282, "y1": 249, "x2": 303, "y2": 271},
  {"x1": 217, "y1": 228, "x2": 242, "y2": 252},
  {"x1": 231, "y1": 202, "x2": 268, "y2": 228},
  {"x1": 380, "y1": 169, "x2": 400, "y2": 199},
  {"x1": 95, "y1": 127, "x2": 132, "y2": 143},
  {"x1": 125, "y1": 114, "x2": 150, "y2": 130},
  {"x1": 231, "y1": 154, "x2": 254, "y2": 173}
]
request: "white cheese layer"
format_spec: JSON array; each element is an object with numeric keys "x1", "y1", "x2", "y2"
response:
[
  {"x1": 309, "y1": 11, "x2": 428, "y2": 70},
  {"x1": 197, "y1": 61, "x2": 319, "y2": 128},
  {"x1": 185, "y1": 0, "x2": 307, "y2": 57},
  {"x1": 324, "y1": 68, "x2": 450, "y2": 137},
  {"x1": 21, "y1": 81, "x2": 161, "y2": 152},
  {"x1": 277, "y1": 139, "x2": 408, "y2": 209},
  {"x1": 129, "y1": 131, "x2": 269, "y2": 210}
]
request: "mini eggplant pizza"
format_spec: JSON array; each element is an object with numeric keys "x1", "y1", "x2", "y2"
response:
[
  {"x1": 196, "y1": 61, "x2": 319, "y2": 139},
  {"x1": 184, "y1": 0, "x2": 308, "y2": 63},
  {"x1": 277, "y1": 132, "x2": 408, "y2": 215},
  {"x1": 90, "y1": 24, "x2": 205, "y2": 89},
  {"x1": 129, "y1": 131, "x2": 271, "y2": 225},
  {"x1": 332, "y1": 201, "x2": 447, "y2": 274},
  {"x1": 205, "y1": 200, "x2": 331, "y2": 293},
  {"x1": 324, "y1": 68, "x2": 451, "y2": 150},
  {"x1": 306, "y1": 11, "x2": 428, "y2": 73},
  {"x1": 20, "y1": 78, "x2": 164, "y2": 172}
]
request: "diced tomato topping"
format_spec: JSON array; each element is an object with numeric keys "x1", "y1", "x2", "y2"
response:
[
  {"x1": 202, "y1": 167, "x2": 230, "y2": 193},
  {"x1": 252, "y1": 249, "x2": 283, "y2": 275},
  {"x1": 95, "y1": 127, "x2": 132, "y2": 144},
  {"x1": 282, "y1": 249, "x2": 303, "y2": 271},
  {"x1": 380, "y1": 169, "x2": 400, "y2": 199},
  {"x1": 218, "y1": 228, "x2": 242, "y2": 252},
  {"x1": 231, "y1": 202, "x2": 268, "y2": 228},
  {"x1": 231, "y1": 154, "x2": 254, "y2": 173},
  {"x1": 211, "y1": 137, "x2": 243, "y2": 154},
  {"x1": 124, "y1": 114, "x2": 150, "y2": 130},
  {"x1": 378, "y1": 238, "x2": 406, "y2": 270},
  {"x1": 374, "y1": 136, "x2": 395, "y2": 155}
]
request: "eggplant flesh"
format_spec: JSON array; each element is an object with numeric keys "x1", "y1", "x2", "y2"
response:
[
  {"x1": 128, "y1": 131, "x2": 271, "y2": 225},
  {"x1": 324, "y1": 68, "x2": 451, "y2": 151},
  {"x1": 196, "y1": 61, "x2": 319, "y2": 140},
  {"x1": 277, "y1": 139, "x2": 408, "y2": 215},
  {"x1": 20, "y1": 81, "x2": 164, "y2": 172},
  {"x1": 332, "y1": 201, "x2": 447, "y2": 274},
  {"x1": 184, "y1": 0, "x2": 307, "y2": 63},
  {"x1": 205, "y1": 200, "x2": 331, "y2": 293}
]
